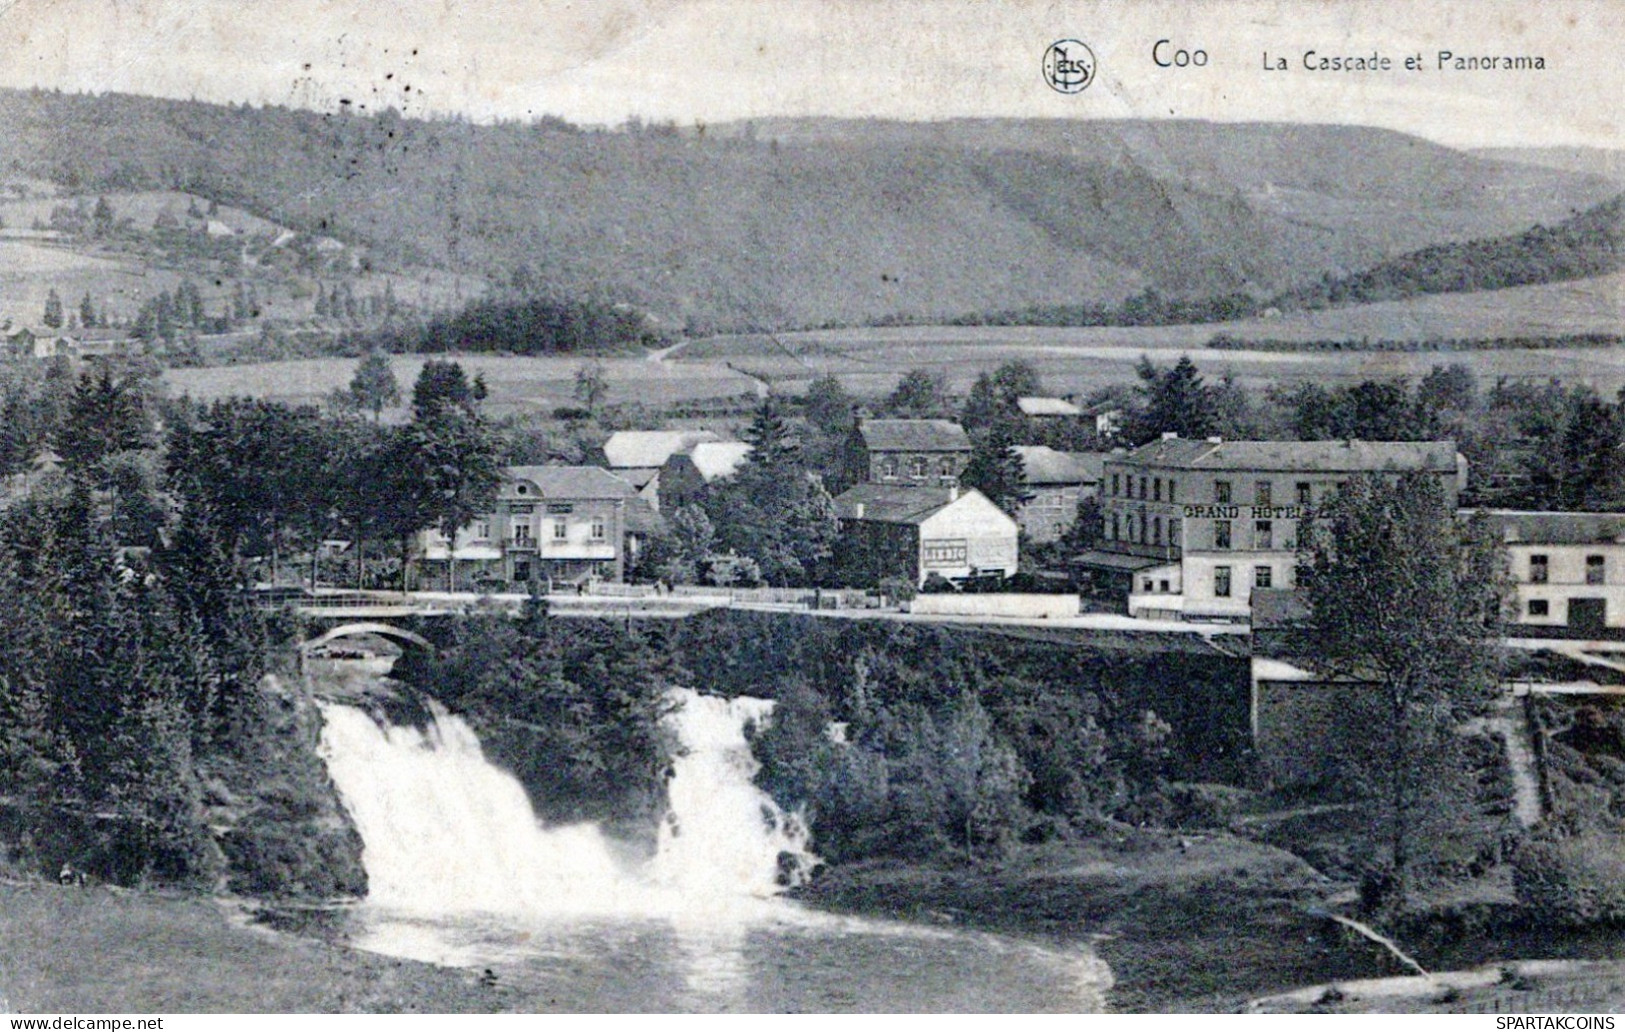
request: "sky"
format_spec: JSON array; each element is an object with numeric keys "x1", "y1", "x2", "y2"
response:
[{"x1": 0, "y1": 0, "x2": 1618, "y2": 150}]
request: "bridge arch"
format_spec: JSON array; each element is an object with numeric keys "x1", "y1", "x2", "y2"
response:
[{"x1": 302, "y1": 621, "x2": 435, "y2": 655}]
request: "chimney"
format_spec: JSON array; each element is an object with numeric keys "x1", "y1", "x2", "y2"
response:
[
  {"x1": 949, "y1": 485, "x2": 959, "y2": 502},
  {"x1": 853, "y1": 502, "x2": 865, "y2": 519}
]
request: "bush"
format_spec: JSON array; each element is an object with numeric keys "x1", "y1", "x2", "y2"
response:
[{"x1": 1513, "y1": 831, "x2": 1625, "y2": 926}]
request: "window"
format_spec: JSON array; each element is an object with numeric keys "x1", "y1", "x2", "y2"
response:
[
  {"x1": 1528, "y1": 599, "x2": 1550, "y2": 617},
  {"x1": 553, "y1": 518, "x2": 568, "y2": 540},
  {"x1": 1171, "y1": 519, "x2": 1182, "y2": 547},
  {"x1": 1296, "y1": 482, "x2": 1312, "y2": 505},
  {"x1": 882, "y1": 457, "x2": 898, "y2": 479},
  {"x1": 513, "y1": 521, "x2": 532, "y2": 544},
  {"x1": 1587, "y1": 555, "x2": 1606, "y2": 585},
  {"x1": 1111, "y1": 513, "x2": 1120, "y2": 540},
  {"x1": 1214, "y1": 566, "x2": 1232, "y2": 597},
  {"x1": 1530, "y1": 554, "x2": 1549, "y2": 584},
  {"x1": 910, "y1": 456, "x2": 928, "y2": 478},
  {"x1": 1152, "y1": 516, "x2": 1162, "y2": 545},
  {"x1": 1168, "y1": 479, "x2": 1177, "y2": 503},
  {"x1": 1142, "y1": 578, "x2": 1154, "y2": 593},
  {"x1": 1159, "y1": 579, "x2": 1170, "y2": 592},
  {"x1": 1255, "y1": 520, "x2": 1273, "y2": 550},
  {"x1": 475, "y1": 520, "x2": 491, "y2": 540},
  {"x1": 1139, "y1": 476, "x2": 1148, "y2": 500},
  {"x1": 1254, "y1": 565, "x2": 1273, "y2": 589},
  {"x1": 591, "y1": 518, "x2": 606, "y2": 540},
  {"x1": 1111, "y1": 473, "x2": 1120, "y2": 496},
  {"x1": 938, "y1": 457, "x2": 954, "y2": 478},
  {"x1": 1153, "y1": 477, "x2": 1162, "y2": 502},
  {"x1": 1256, "y1": 481, "x2": 1272, "y2": 506},
  {"x1": 1214, "y1": 520, "x2": 1232, "y2": 549},
  {"x1": 1215, "y1": 480, "x2": 1232, "y2": 504}
]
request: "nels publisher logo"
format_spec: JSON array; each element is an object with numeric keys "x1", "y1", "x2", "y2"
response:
[{"x1": 1042, "y1": 39, "x2": 1096, "y2": 94}]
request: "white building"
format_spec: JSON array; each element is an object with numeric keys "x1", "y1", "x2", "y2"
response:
[
  {"x1": 833, "y1": 483, "x2": 1019, "y2": 587},
  {"x1": 1486, "y1": 510, "x2": 1625, "y2": 639}
]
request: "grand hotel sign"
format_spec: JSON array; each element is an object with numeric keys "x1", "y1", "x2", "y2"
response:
[{"x1": 1181, "y1": 505, "x2": 1307, "y2": 520}]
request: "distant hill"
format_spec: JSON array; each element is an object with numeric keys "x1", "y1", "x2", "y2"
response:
[
  {"x1": 1, "y1": 91, "x2": 1617, "y2": 332},
  {"x1": 1474, "y1": 146, "x2": 1625, "y2": 183}
]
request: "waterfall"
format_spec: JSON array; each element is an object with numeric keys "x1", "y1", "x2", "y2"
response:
[{"x1": 318, "y1": 688, "x2": 817, "y2": 919}]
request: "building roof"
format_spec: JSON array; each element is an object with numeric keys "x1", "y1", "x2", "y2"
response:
[
  {"x1": 858, "y1": 419, "x2": 972, "y2": 453},
  {"x1": 1482, "y1": 510, "x2": 1625, "y2": 545},
  {"x1": 612, "y1": 467, "x2": 661, "y2": 490},
  {"x1": 505, "y1": 465, "x2": 637, "y2": 499},
  {"x1": 1114, "y1": 436, "x2": 1459, "y2": 474},
  {"x1": 833, "y1": 483, "x2": 964, "y2": 525},
  {"x1": 624, "y1": 495, "x2": 666, "y2": 535},
  {"x1": 602, "y1": 429, "x2": 723, "y2": 468},
  {"x1": 1071, "y1": 549, "x2": 1166, "y2": 572},
  {"x1": 1014, "y1": 446, "x2": 1105, "y2": 486},
  {"x1": 1016, "y1": 396, "x2": 1082, "y2": 417},
  {"x1": 688, "y1": 441, "x2": 753, "y2": 481}
]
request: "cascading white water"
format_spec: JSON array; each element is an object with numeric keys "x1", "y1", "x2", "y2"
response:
[
  {"x1": 317, "y1": 688, "x2": 817, "y2": 919},
  {"x1": 316, "y1": 684, "x2": 1113, "y2": 1011},
  {"x1": 653, "y1": 693, "x2": 816, "y2": 901}
]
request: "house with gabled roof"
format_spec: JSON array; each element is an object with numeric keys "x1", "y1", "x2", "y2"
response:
[
  {"x1": 847, "y1": 418, "x2": 973, "y2": 489},
  {"x1": 658, "y1": 440, "x2": 754, "y2": 512},
  {"x1": 832, "y1": 482, "x2": 1018, "y2": 587},
  {"x1": 1013, "y1": 446, "x2": 1104, "y2": 543},
  {"x1": 419, "y1": 465, "x2": 637, "y2": 589}
]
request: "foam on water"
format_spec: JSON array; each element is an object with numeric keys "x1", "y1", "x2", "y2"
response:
[{"x1": 318, "y1": 688, "x2": 815, "y2": 921}]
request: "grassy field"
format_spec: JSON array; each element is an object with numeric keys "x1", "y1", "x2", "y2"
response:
[
  {"x1": 163, "y1": 352, "x2": 763, "y2": 420},
  {"x1": 687, "y1": 272, "x2": 1625, "y2": 397},
  {"x1": 157, "y1": 271, "x2": 1625, "y2": 414}
]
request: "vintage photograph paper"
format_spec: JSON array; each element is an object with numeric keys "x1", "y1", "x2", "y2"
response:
[{"x1": 0, "y1": 0, "x2": 1621, "y2": 1017}]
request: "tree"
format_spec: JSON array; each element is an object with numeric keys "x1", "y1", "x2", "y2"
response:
[
  {"x1": 348, "y1": 350, "x2": 401, "y2": 422},
  {"x1": 55, "y1": 368, "x2": 151, "y2": 480},
  {"x1": 572, "y1": 360, "x2": 609, "y2": 414},
  {"x1": 1132, "y1": 355, "x2": 1215, "y2": 443},
  {"x1": 1298, "y1": 473, "x2": 1506, "y2": 912},
  {"x1": 411, "y1": 358, "x2": 480, "y2": 421},
  {"x1": 961, "y1": 420, "x2": 1030, "y2": 515},
  {"x1": 78, "y1": 292, "x2": 97, "y2": 329},
  {"x1": 960, "y1": 372, "x2": 1004, "y2": 434},
  {"x1": 887, "y1": 368, "x2": 948, "y2": 418},
  {"x1": 990, "y1": 360, "x2": 1042, "y2": 406},
  {"x1": 91, "y1": 196, "x2": 115, "y2": 237},
  {"x1": 803, "y1": 375, "x2": 854, "y2": 437},
  {"x1": 740, "y1": 396, "x2": 796, "y2": 468},
  {"x1": 42, "y1": 289, "x2": 64, "y2": 329},
  {"x1": 400, "y1": 360, "x2": 501, "y2": 589}
]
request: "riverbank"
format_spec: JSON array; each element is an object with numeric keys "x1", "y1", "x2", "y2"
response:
[
  {"x1": 0, "y1": 881, "x2": 503, "y2": 1013},
  {"x1": 792, "y1": 829, "x2": 1387, "y2": 1011},
  {"x1": 790, "y1": 829, "x2": 1625, "y2": 1013}
]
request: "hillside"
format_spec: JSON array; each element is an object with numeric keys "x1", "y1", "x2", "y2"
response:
[
  {"x1": 1474, "y1": 146, "x2": 1625, "y2": 182},
  {"x1": 0, "y1": 91, "x2": 1617, "y2": 332}
]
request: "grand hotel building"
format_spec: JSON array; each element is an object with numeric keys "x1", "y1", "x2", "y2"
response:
[{"x1": 1078, "y1": 436, "x2": 1465, "y2": 621}]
